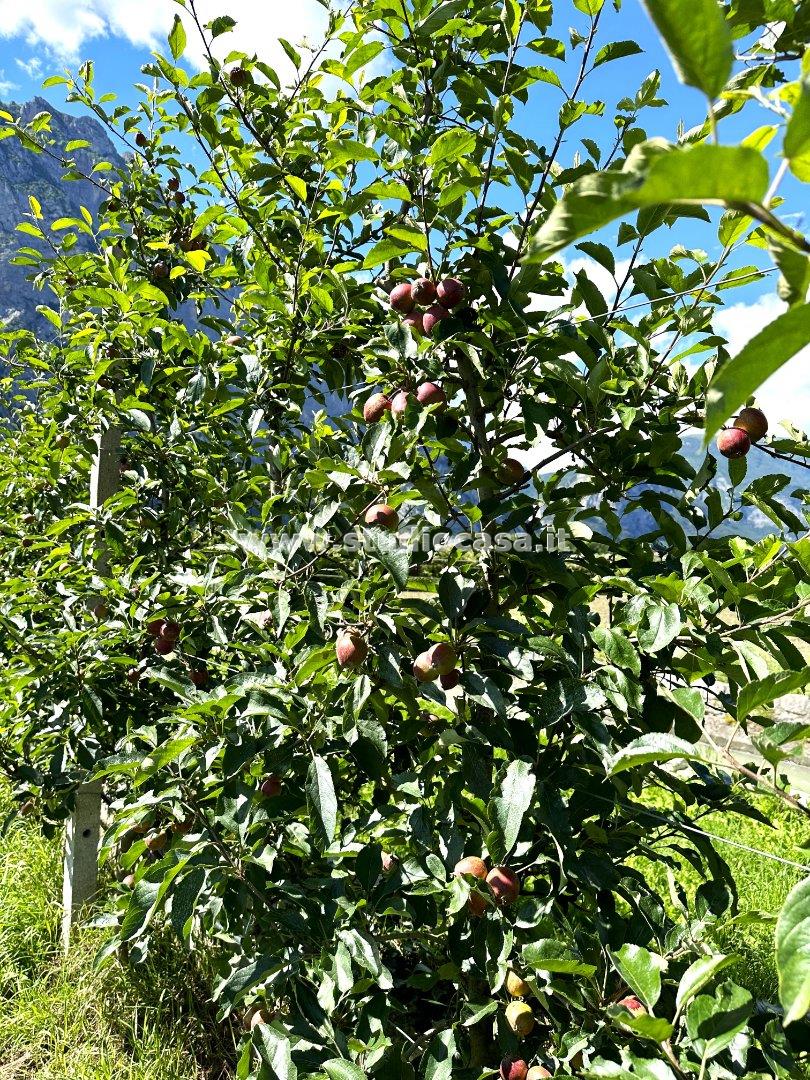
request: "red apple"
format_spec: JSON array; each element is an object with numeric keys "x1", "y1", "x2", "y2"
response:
[
  {"x1": 527, "y1": 1068, "x2": 552, "y2": 1079},
  {"x1": 336, "y1": 630, "x2": 368, "y2": 669},
  {"x1": 440, "y1": 669, "x2": 460, "y2": 690},
  {"x1": 391, "y1": 391, "x2": 411, "y2": 416},
  {"x1": 381, "y1": 850, "x2": 397, "y2": 873},
  {"x1": 618, "y1": 995, "x2": 646, "y2": 1016},
  {"x1": 363, "y1": 393, "x2": 392, "y2": 424},
  {"x1": 413, "y1": 651, "x2": 440, "y2": 682},
  {"x1": 454, "y1": 856, "x2": 487, "y2": 880},
  {"x1": 260, "y1": 775, "x2": 282, "y2": 798},
  {"x1": 190, "y1": 667, "x2": 209, "y2": 688},
  {"x1": 487, "y1": 865, "x2": 520, "y2": 905},
  {"x1": 437, "y1": 277, "x2": 466, "y2": 308},
  {"x1": 389, "y1": 283, "x2": 415, "y2": 313},
  {"x1": 416, "y1": 381, "x2": 447, "y2": 408},
  {"x1": 155, "y1": 636, "x2": 174, "y2": 655},
  {"x1": 716, "y1": 428, "x2": 750, "y2": 459},
  {"x1": 498, "y1": 457, "x2": 527, "y2": 485},
  {"x1": 160, "y1": 620, "x2": 181, "y2": 642},
  {"x1": 126, "y1": 667, "x2": 141, "y2": 685},
  {"x1": 411, "y1": 278, "x2": 437, "y2": 305},
  {"x1": 403, "y1": 311, "x2": 424, "y2": 337},
  {"x1": 427, "y1": 642, "x2": 456, "y2": 675},
  {"x1": 423, "y1": 304, "x2": 451, "y2": 337},
  {"x1": 147, "y1": 619, "x2": 166, "y2": 637},
  {"x1": 168, "y1": 177, "x2": 180, "y2": 192},
  {"x1": 734, "y1": 406, "x2": 768, "y2": 443},
  {"x1": 364, "y1": 504, "x2": 399, "y2": 531},
  {"x1": 500, "y1": 1058, "x2": 528, "y2": 1080}
]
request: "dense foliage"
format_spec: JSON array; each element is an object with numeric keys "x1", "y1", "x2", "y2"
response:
[{"x1": 1, "y1": 0, "x2": 810, "y2": 1077}]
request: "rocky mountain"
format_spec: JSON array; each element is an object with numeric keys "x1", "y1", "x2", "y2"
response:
[{"x1": 0, "y1": 97, "x2": 124, "y2": 334}]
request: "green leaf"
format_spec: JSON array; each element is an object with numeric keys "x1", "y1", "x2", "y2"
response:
[
  {"x1": 427, "y1": 128, "x2": 476, "y2": 166},
  {"x1": 609, "y1": 734, "x2": 707, "y2": 775},
  {"x1": 522, "y1": 939, "x2": 597, "y2": 976},
  {"x1": 254, "y1": 1025, "x2": 297, "y2": 1079},
  {"x1": 306, "y1": 755, "x2": 337, "y2": 850},
  {"x1": 676, "y1": 954, "x2": 739, "y2": 1014},
  {"x1": 527, "y1": 143, "x2": 768, "y2": 261},
  {"x1": 610, "y1": 944, "x2": 666, "y2": 1010},
  {"x1": 363, "y1": 527, "x2": 409, "y2": 589},
  {"x1": 322, "y1": 1060, "x2": 366, "y2": 1080},
  {"x1": 487, "y1": 759, "x2": 536, "y2": 863},
  {"x1": 737, "y1": 667, "x2": 810, "y2": 723},
  {"x1": 422, "y1": 1028, "x2": 456, "y2": 1080},
  {"x1": 637, "y1": 601, "x2": 681, "y2": 654},
  {"x1": 785, "y1": 77, "x2": 810, "y2": 182},
  {"x1": 705, "y1": 304, "x2": 810, "y2": 441},
  {"x1": 777, "y1": 875, "x2": 810, "y2": 1024},
  {"x1": 640, "y1": 0, "x2": 732, "y2": 99},
  {"x1": 168, "y1": 14, "x2": 187, "y2": 60},
  {"x1": 686, "y1": 982, "x2": 752, "y2": 1059},
  {"x1": 573, "y1": 0, "x2": 605, "y2": 13},
  {"x1": 592, "y1": 626, "x2": 641, "y2": 675}
]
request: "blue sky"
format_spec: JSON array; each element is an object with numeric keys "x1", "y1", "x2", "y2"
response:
[{"x1": 0, "y1": 0, "x2": 806, "y2": 429}]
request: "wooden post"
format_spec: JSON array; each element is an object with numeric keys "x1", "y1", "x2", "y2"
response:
[{"x1": 62, "y1": 418, "x2": 120, "y2": 949}]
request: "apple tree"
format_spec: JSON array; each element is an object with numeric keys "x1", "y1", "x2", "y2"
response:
[{"x1": 2, "y1": 0, "x2": 810, "y2": 1077}]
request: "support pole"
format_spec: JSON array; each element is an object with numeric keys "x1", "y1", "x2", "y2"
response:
[{"x1": 62, "y1": 419, "x2": 120, "y2": 949}]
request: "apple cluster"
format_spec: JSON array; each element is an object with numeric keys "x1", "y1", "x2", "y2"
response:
[
  {"x1": 715, "y1": 406, "x2": 768, "y2": 459},
  {"x1": 413, "y1": 641, "x2": 460, "y2": 689},
  {"x1": 453, "y1": 855, "x2": 520, "y2": 914},
  {"x1": 389, "y1": 275, "x2": 466, "y2": 338},
  {"x1": 363, "y1": 380, "x2": 447, "y2": 423}
]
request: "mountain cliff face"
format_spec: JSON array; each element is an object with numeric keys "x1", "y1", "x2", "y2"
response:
[{"x1": 0, "y1": 97, "x2": 124, "y2": 333}]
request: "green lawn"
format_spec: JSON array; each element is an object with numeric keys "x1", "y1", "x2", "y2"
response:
[
  {"x1": 0, "y1": 786, "x2": 235, "y2": 1080},
  {"x1": 635, "y1": 786, "x2": 810, "y2": 1002}
]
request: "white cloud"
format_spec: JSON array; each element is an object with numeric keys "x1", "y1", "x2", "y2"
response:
[
  {"x1": 15, "y1": 56, "x2": 43, "y2": 78},
  {"x1": 713, "y1": 292, "x2": 809, "y2": 435},
  {"x1": 0, "y1": 70, "x2": 18, "y2": 94},
  {"x1": 0, "y1": 1, "x2": 328, "y2": 80}
]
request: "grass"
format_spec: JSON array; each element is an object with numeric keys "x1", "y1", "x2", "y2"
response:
[
  {"x1": 0, "y1": 786, "x2": 236, "y2": 1080},
  {"x1": 636, "y1": 786, "x2": 810, "y2": 1002}
]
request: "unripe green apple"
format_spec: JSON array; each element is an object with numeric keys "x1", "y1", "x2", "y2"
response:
[
  {"x1": 500, "y1": 1058, "x2": 528, "y2": 1080},
  {"x1": 427, "y1": 642, "x2": 456, "y2": 675},
  {"x1": 506, "y1": 1000, "x2": 535, "y2": 1037},
  {"x1": 423, "y1": 304, "x2": 450, "y2": 336},
  {"x1": 527, "y1": 1067, "x2": 552, "y2": 1079},
  {"x1": 364, "y1": 504, "x2": 399, "y2": 531},
  {"x1": 336, "y1": 630, "x2": 368, "y2": 669},
  {"x1": 716, "y1": 428, "x2": 750, "y2": 458},
  {"x1": 363, "y1": 393, "x2": 392, "y2": 423},
  {"x1": 389, "y1": 282, "x2": 415, "y2": 313},
  {"x1": 416, "y1": 381, "x2": 447, "y2": 408},
  {"x1": 413, "y1": 650, "x2": 440, "y2": 682},
  {"x1": 734, "y1": 406, "x2": 768, "y2": 443},
  {"x1": 411, "y1": 277, "x2": 437, "y2": 305},
  {"x1": 437, "y1": 277, "x2": 466, "y2": 308},
  {"x1": 506, "y1": 971, "x2": 530, "y2": 997},
  {"x1": 487, "y1": 865, "x2": 520, "y2": 905}
]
